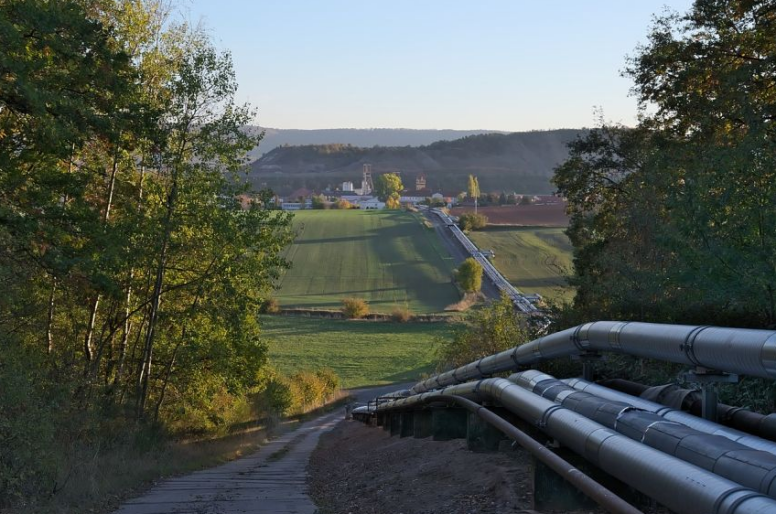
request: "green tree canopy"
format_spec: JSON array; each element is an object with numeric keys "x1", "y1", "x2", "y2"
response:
[
  {"x1": 374, "y1": 172, "x2": 403, "y2": 201},
  {"x1": 457, "y1": 257, "x2": 483, "y2": 293},
  {"x1": 554, "y1": 0, "x2": 776, "y2": 327}
]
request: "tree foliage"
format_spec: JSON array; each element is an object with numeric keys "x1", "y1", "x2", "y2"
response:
[
  {"x1": 385, "y1": 192, "x2": 402, "y2": 209},
  {"x1": 458, "y1": 212, "x2": 488, "y2": 231},
  {"x1": 0, "y1": 0, "x2": 295, "y2": 504},
  {"x1": 374, "y1": 172, "x2": 403, "y2": 201},
  {"x1": 554, "y1": 0, "x2": 776, "y2": 327},
  {"x1": 436, "y1": 293, "x2": 530, "y2": 370},
  {"x1": 457, "y1": 257, "x2": 483, "y2": 293}
]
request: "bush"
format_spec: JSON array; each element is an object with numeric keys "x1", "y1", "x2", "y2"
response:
[
  {"x1": 436, "y1": 293, "x2": 531, "y2": 370},
  {"x1": 314, "y1": 368, "x2": 341, "y2": 395},
  {"x1": 260, "y1": 297, "x2": 281, "y2": 314},
  {"x1": 341, "y1": 297, "x2": 369, "y2": 319},
  {"x1": 263, "y1": 378, "x2": 294, "y2": 415},
  {"x1": 390, "y1": 305, "x2": 412, "y2": 323},
  {"x1": 458, "y1": 212, "x2": 488, "y2": 231}
]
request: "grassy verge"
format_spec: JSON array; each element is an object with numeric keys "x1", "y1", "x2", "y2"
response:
[
  {"x1": 262, "y1": 315, "x2": 459, "y2": 388},
  {"x1": 13, "y1": 393, "x2": 352, "y2": 514},
  {"x1": 467, "y1": 226, "x2": 574, "y2": 302}
]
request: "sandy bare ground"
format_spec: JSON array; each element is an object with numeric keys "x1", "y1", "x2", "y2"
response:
[{"x1": 309, "y1": 420, "x2": 580, "y2": 514}]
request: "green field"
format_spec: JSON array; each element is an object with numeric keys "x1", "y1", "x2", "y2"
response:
[
  {"x1": 468, "y1": 227, "x2": 574, "y2": 302},
  {"x1": 275, "y1": 210, "x2": 459, "y2": 313},
  {"x1": 261, "y1": 316, "x2": 457, "y2": 388}
]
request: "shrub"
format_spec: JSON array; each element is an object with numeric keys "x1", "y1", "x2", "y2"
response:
[
  {"x1": 263, "y1": 378, "x2": 294, "y2": 415},
  {"x1": 341, "y1": 297, "x2": 369, "y2": 319},
  {"x1": 458, "y1": 212, "x2": 488, "y2": 231},
  {"x1": 390, "y1": 305, "x2": 412, "y2": 323},
  {"x1": 314, "y1": 368, "x2": 341, "y2": 396},
  {"x1": 436, "y1": 292, "x2": 531, "y2": 370},
  {"x1": 260, "y1": 297, "x2": 280, "y2": 314}
]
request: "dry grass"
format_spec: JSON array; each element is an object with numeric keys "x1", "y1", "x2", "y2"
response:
[
  {"x1": 12, "y1": 394, "x2": 352, "y2": 514},
  {"x1": 444, "y1": 292, "x2": 483, "y2": 312}
]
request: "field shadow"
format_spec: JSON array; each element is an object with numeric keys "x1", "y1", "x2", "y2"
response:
[{"x1": 294, "y1": 235, "x2": 372, "y2": 245}]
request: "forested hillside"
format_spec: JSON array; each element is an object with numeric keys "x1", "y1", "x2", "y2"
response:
[
  {"x1": 245, "y1": 127, "x2": 503, "y2": 158},
  {"x1": 249, "y1": 130, "x2": 582, "y2": 195}
]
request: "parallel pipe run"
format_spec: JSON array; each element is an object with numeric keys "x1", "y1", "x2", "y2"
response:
[
  {"x1": 411, "y1": 321, "x2": 776, "y2": 394},
  {"x1": 405, "y1": 394, "x2": 643, "y2": 514},
  {"x1": 511, "y1": 370, "x2": 776, "y2": 498},
  {"x1": 564, "y1": 378, "x2": 776, "y2": 455},
  {"x1": 600, "y1": 378, "x2": 776, "y2": 442},
  {"x1": 377, "y1": 378, "x2": 776, "y2": 514}
]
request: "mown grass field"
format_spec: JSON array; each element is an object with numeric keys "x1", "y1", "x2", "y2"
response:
[
  {"x1": 261, "y1": 316, "x2": 457, "y2": 388},
  {"x1": 468, "y1": 227, "x2": 574, "y2": 302},
  {"x1": 275, "y1": 210, "x2": 459, "y2": 313}
]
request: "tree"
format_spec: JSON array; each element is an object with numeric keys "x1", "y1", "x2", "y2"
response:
[
  {"x1": 311, "y1": 194, "x2": 327, "y2": 209},
  {"x1": 457, "y1": 257, "x2": 483, "y2": 293},
  {"x1": 554, "y1": 0, "x2": 776, "y2": 327},
  {"x1": 385, "y1": 192, "x2": 401, "y2": 209},
  {"x1": 436, "y1": 293, "x2": 530, "y2": 370},
  {"x1": 468, "y1": 174, "x2": 480, "y2": 214},
  {"x1": 374, "y1": 173, "x2": 403, "y2": 201}
]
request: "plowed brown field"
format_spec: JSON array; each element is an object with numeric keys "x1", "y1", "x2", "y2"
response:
[{"x1": 451, "y1": 203, "x2": 568, "y2": 227}]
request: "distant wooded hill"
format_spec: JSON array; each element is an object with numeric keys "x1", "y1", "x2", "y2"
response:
[
  {"x1": 248, "y1": 129, "x2": 583, "y2": 196},
  {"x1": 246, "y1": 127, "x2": 504, "y2": 158}
]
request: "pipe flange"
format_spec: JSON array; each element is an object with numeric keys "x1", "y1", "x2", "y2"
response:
[
  {"x1": 537, "y1": 404, "x2": 563, "y2": 429},
  {"x1": 761, "y1": 333, "x2": 776, "y2": 378},
  {"x1": 680, "y1": 326, "x2": 709, "y2": 367},
  {"x1": 510, "y1": 348, "x2": 522, "y2": 367},
  {"x1": 608, "y1": 322, "x2": 629, "y2": 350},
  {"x1": 711, "y1": 487, "x2": 758, "y2": 514},
  {"x1": 583, "y1": 428, "x2": 617, "y2": 466}
]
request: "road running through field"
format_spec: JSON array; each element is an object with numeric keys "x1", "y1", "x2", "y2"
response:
[{"x1": 112, "y1": 384, "x2": 406, "y2": 514}]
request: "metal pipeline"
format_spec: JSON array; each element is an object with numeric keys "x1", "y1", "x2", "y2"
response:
[
  {"x1": 389, "y1": 394, "x2": 643, "y2": 514},
  {"x1": 411, "y1": 321, "x2": 776, "y2": 394},
  {"x1": 377, "y1": 378, "x2": 776, "y2": 514},
  {"x1": 600, "y1": 379, "x2": 776, "y2": 442},
  {"x1": 511, "y1": 370, "x2": 776, "y2": 497},
  {"x1": 564, "y1": 378, "x2": 776, "y2": 454}
]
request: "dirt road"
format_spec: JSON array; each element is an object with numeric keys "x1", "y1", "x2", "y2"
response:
[{"x1": 112, "y1": 384, "x2": 406, "y2": 514}]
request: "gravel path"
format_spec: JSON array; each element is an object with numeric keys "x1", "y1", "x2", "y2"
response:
[{"x1": 112, "y1": 385, "x2": 405, "y2": 514}]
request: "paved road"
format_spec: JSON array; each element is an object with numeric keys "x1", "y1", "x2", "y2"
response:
[{"x1": 113, "y1": 384, "x2": 406, "y2": 514}]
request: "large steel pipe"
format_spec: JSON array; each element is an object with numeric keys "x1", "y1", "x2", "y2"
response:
[
  {"x1": 411, "y1": 322, "x2": 776, "y2": 394},
  {"x1": 384, "y1": 394, "x2": 643, "y2": 514},
  {"x1": 378, "y1": 378, "x2": 776, "y2": 514},
  {"x1": 564, "y1": 378, "x2": 776, "y2": 454},
  {"x1": 600, "y1": 378, "x2": 776, "y2": 442},
  {"x1": 511, "y1": 370, "x2": 776, "y2": 497}
]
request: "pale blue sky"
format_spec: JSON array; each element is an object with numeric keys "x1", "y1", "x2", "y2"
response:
[{"x1": 184, "y1": 0, "x2": 694, "y2": 131}]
